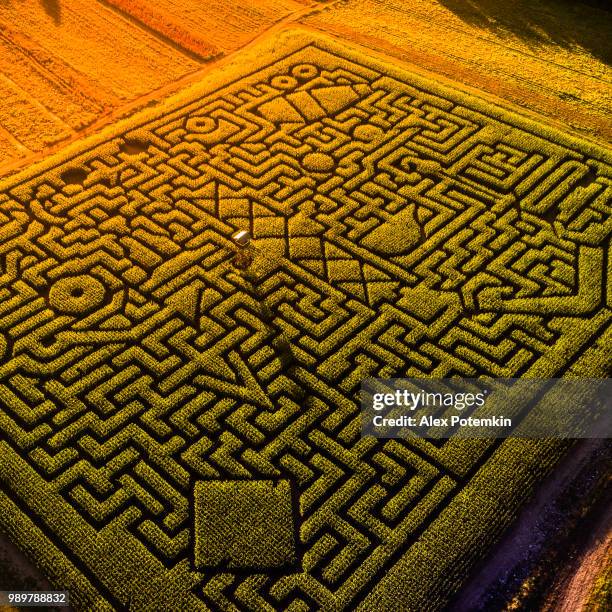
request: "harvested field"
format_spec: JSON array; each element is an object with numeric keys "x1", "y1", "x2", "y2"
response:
[
  {"x1": 102, "y1": 0, "x2": 310, "y2": 56},
  {"x1": 0, "y1": 0, "x2": 199, "y2": 166},
  {"x1": 0, "y1": 0, "x2": 197, "y2": 98},
  {"x1": 0, "y1": 28, "x2": 610, "y2": 610}
]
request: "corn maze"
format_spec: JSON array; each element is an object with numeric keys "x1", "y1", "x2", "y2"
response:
[{"x1": 0, "y1": 30, "x2": 610, "y2": 611}]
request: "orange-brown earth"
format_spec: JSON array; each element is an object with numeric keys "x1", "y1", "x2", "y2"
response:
[{"x1": 543, "y1": 501, "x2": 612, "y2": 611}]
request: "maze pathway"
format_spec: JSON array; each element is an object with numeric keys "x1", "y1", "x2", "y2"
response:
[{"x1": 0, "y1": 29, "x2": 610, "y2": 611}]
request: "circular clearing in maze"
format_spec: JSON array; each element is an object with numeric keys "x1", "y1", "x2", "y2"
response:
[
  {"x1": 48, "y1": 275, "x2": 107, "y2": 315},
  {"x1": 270, "y1": 75, "x2": 298, "y2": 90},
  {"x1": 60, "y1": 167, "x2": 88, "y2": 186},
  {"x1": 291, "y1": 64, "x2": 318, "y2": 80},
  {"x1": 186, "y1": 116, "x2": 218, "y2": 133}
]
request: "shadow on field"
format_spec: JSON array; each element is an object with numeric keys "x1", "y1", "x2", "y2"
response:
[
  {"x1": 0, "y1": 0, "x2": 62, "y2": 24},
  {"x1": 438, "y1": 0, "x2": 612, "y2": 65},
  {"x1": 0, "y1": 529, "x2": 70, "y2": 611},
  {"x1": 41, "y1": 0, "x2": 61, "y2": 24}
]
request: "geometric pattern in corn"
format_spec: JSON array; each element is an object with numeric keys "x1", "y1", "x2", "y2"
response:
[{"x1": 0, "y1": 31, "x2": 610, "y2": 611}]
